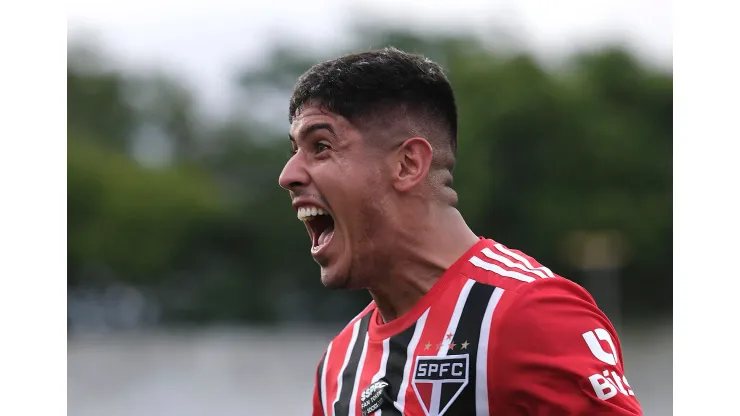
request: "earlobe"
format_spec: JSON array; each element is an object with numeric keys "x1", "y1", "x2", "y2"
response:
[{"x1": 393, "y1": 137, "x2": 433, "y2": 192}]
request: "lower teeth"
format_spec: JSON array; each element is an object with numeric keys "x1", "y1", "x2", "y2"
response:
[{"x1": 312, "y1": 243, "x2": 325, "y2": 252}]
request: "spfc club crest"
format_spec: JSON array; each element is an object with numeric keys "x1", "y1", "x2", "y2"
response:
[{"x1": 412, "y1": 354, "x2": 469, "y2": 416}]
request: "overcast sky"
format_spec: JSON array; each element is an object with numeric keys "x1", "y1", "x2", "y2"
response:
[{"x1": 67, "y1": 0, "x2": 672, "y2": 115}]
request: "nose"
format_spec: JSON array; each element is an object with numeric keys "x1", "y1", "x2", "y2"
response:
[{"x1": 278, "y1": 152, "x2": 310, "y2": 191}]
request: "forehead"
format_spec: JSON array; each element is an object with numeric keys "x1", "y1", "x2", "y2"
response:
[{"x1": 290, "y1": 105, "x2": 356, "y2": 140}]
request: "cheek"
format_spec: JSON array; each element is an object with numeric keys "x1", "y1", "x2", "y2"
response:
[{"x1": 333, "y1": 161, "x2": 388, "y2": 224}]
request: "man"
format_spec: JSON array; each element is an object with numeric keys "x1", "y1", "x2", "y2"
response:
[{"x1": 279, "y1": 47, "x2": 643, "y2": 416}]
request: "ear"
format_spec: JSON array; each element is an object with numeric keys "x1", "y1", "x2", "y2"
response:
[{"x1": 391, "y1": 137, "x2": 433, "y2": 192}]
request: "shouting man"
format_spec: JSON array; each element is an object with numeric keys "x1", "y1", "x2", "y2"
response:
[{"x1": 279, "y1": 47, "x2": 643, "y2": 416}]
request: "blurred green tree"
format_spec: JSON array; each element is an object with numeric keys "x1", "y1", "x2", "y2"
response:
[{"x1": 67, "y1": 26, "x2": 672, "y2": 327}]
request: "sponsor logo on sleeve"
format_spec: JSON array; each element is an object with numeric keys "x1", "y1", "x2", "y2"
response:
[{"x1": 582, "y1": 328, "x2": 635, "y2": 401}]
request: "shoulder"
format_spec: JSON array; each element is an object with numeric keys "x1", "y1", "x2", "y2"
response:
[
  {"x1": 470, "y1": 242, "x2": 642, "y2": 414},
  {"x1": 463, "y1": 238, "x2": 602, "y2": 339},
  {"x1": 491, "y1": 276, "x2": 604, "y2": 343}
]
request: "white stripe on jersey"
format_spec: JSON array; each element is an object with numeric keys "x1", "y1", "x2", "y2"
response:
[
  {"x1": 348, "y1": 335, "x2": 370, "y2": 416},
  {"x1": 393, "y1": 308, "x2": 430, "y2": 414},
  {"x1": 332, "y1": 319, "x2": 362, "y2": 413},
  {"x1": 493, "y1": 243, "x2": 555, "y2": 277},
  {"x1": 438, "y1": 279, "x2": 475, "y2": 357},
  {"x1": 481, "y1": 247, "x2": 549, "y2": 279},
  {"x1": 372, "y1": 338, "x2": 391, "y2": 416},
  {"x1": 469, "y1": 256, "x2": 536, "y2": 283},
  {"x1": 476, "y1": 287, "x2": 505, "y2": 415},
  {"x1": 321, "y1": 341, "x2": 333, "y2": 416}
]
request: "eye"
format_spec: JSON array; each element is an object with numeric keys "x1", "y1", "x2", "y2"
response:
[{"x1": 315, "y1": 142, "x2": 330, "y2": 154}]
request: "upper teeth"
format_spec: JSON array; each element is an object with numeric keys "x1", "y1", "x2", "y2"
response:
[{"x1": 297, "y1": 206, "x2": 328, "y2": 221}]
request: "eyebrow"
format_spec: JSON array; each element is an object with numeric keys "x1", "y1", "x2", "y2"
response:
[{"x1": 289, "y1": 123, "x2": 337, "y2": 143}]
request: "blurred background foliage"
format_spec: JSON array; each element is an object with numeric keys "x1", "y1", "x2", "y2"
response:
[{"x1": 67, "y1": 27, "x2": 672, "y2": 330}]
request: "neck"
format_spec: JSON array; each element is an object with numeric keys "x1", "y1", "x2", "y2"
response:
[{"x1": 368, "y1": 205, "x2": 479, "y2": 324}]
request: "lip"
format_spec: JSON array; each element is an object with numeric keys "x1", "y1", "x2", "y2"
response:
[{"x1": 310, "y1": 233, "x2": 333, "y2": 260}]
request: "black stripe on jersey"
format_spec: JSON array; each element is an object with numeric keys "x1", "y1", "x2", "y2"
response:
[
  {"x1": 442, "y1": 282, "x2": 496, "y2": 415},
  {"x1": 376, "y1": 322, "x2": 418, "y2": 416},
  {"x1": 334, "y1": 312, "x2": 372, "y2": 416},
  {"x1": 316, "y1": 349, "x2": 328, "y2": 412}
]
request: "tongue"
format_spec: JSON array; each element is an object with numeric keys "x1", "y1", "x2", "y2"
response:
[{"x1": 317, "y1": 225, "x2": 334, "y2": 246}]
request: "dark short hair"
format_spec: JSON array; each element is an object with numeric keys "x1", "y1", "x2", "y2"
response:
[{"x1": 288, "y1": 47, "x2": 458, "y2": 155}]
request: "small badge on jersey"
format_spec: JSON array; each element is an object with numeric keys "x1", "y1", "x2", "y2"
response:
[
  {"x1": 360, "y1": 378, "x2": 391, "y2": 416},
  {"x1": 412, "y1": 354, "x2": 469, "y2": 416}
]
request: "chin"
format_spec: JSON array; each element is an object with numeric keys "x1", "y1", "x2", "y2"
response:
[
  {"x1": 319, "y1": 261, "x2": 359, "y2": 290},
  {"x1": 320, "y1": 268, "x2": 350, "y2": 289}
]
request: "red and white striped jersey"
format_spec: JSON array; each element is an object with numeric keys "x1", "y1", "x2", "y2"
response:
[{"x1": 311, "y1": 238, "x2": 643, "y2": 416}]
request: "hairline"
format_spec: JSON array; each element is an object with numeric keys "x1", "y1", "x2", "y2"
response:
[{"x1": 291, "y1": 99, "x2": 452, "y2": 142}]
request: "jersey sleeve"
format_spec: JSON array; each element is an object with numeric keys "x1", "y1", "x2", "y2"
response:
[
  {"x1": 312, "y1": 350, "x2": 328, "y2": 416},
  {"x1": 312, "y1": 378, "x2": 323, "y2": 416},
  {"x1": 488, "y1": 277, "x2": 643, "y2": 416}
]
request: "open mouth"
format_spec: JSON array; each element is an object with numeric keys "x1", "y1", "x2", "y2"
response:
[{"x1": 297, "y1": 207, "x2": 335, "y2": 253}]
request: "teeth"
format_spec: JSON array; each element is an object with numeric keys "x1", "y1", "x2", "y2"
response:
[
  {"x1": 297, "y1": 206, "x2": 328, "y2": 221},
  {"x1": 311, "y1": 243, "x2": 325, "y2": 253}
]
